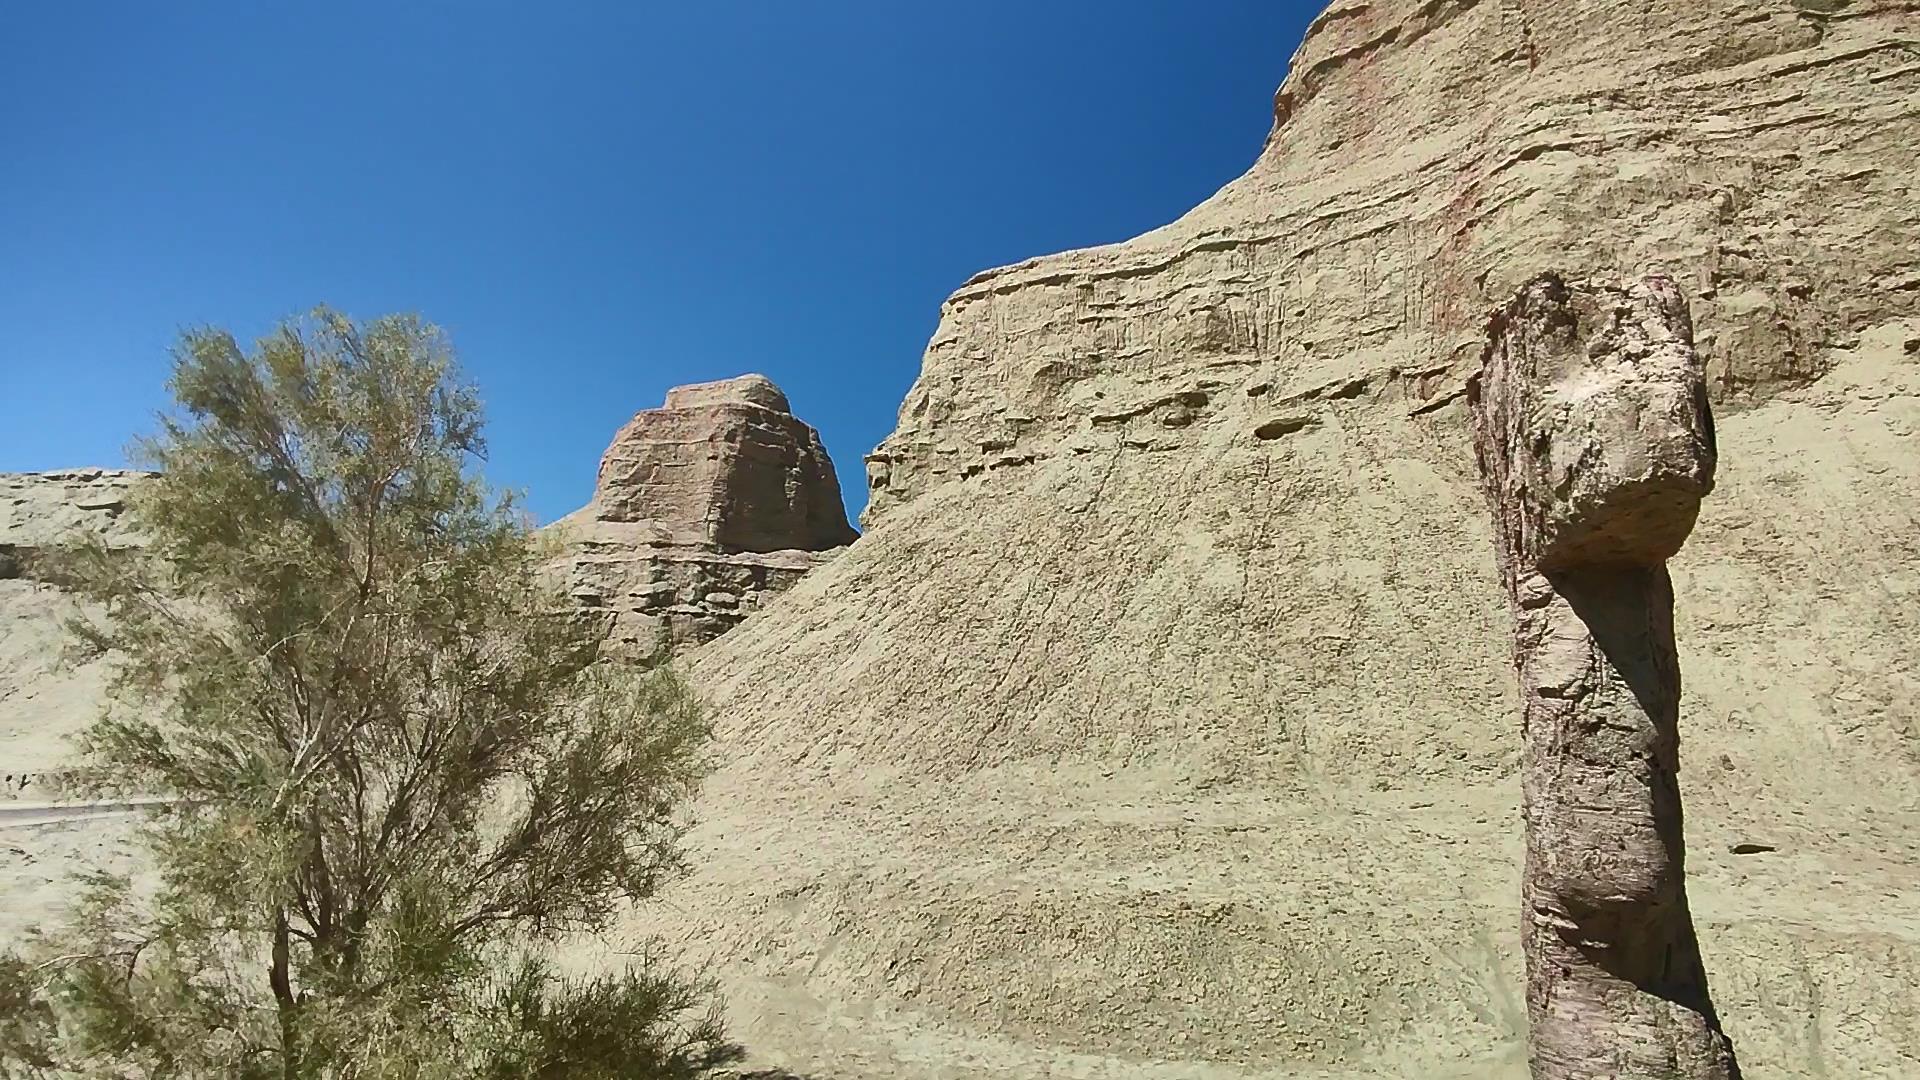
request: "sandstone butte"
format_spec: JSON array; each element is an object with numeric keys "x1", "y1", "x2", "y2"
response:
[
  {"x1": 2, "y1": 0, "x2": 1919, "y2": 1077},
  {"x1": 547, "y1": 373, "x2": 859, "y2": 660}
]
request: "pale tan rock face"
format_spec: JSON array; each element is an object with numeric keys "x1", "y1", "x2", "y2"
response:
[
  {"x1": 0, "y1": 468, "x2": 149, "y2": 564},
  {"x1": 664, "y1": 373, "x2": 793, "y2": 414},
  {"x1": 549, "y1": 375, "x2": 856, "y2": 657},
  {"x1": 863, "y1": 0, "x2": 1917, "y2": 527},
  {"x1": 618, "y1": 3, "x2": 1920, "y2": 1077},
  {"x1": 0, "y1": 470, "x2": 151, "y2": 784}
]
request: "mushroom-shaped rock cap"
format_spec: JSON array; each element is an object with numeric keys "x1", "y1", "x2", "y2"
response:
[
  {"x1": 1470, "y1": 273, "x2": 1716, "y2": 572},
  {"x1": 664, "y1": 374, "x2": 792, "y2": 415}
]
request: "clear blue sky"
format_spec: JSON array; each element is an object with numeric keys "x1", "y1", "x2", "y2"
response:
[{"x1": 3, "y1": 2, "x2": 1320, "y2": 525}]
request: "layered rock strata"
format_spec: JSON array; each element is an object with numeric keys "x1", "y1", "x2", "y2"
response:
[
  {"x1": 0, "y1": 469, "x2": 148, "y2": 573},
  {"x1": 617, "y1": 2, "x2": 1920, "y2": 1077},
  {"x1": 549, "y1": 375, "x2": 856, "y2": 657},
  {"x1": 1471, "y1": 274, "x2": 1736, "y2": 1080}
]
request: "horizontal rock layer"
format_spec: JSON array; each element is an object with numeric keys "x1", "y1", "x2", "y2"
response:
[
  {"x1": 864, "y1": 0, "x2": 1918, "y2": 525},
  {"x1": 553, "y1": 518, "x2": 825, "y2": 659},
  {"x1": 0, "y1": 468, "x2": 148, "y2": 572}
]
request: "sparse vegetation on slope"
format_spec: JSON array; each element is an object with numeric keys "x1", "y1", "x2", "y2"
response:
[{"x1": 0, "y1": 310, "x2": 740, "y2": 1079}]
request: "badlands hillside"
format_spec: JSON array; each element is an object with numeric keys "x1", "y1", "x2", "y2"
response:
[
  {"x1": 3, "y1": 0, "x2": 1919, "y2": 1077},
  {"x1": 612, "y1": 0, "x2": 1920, "y2": 1077}
]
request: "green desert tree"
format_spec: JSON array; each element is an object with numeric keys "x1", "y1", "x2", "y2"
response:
[{"x1": 0, "y1": 310, "x2": 741, "y2": 1079}]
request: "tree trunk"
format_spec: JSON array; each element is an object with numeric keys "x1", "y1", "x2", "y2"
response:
[
  {"x1": 1470, "y1": 273, "x2": 1738, "y2": 1080},
  {"x1": 270, "y1": 907, "x2": 298, "y2": 1080}
]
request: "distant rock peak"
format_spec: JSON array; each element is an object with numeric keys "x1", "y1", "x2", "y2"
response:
[
  {"x1": 581, "y1": 374, "x2": 855, "y2": 554},
  {"x1": 549, "y1": 374, "x2": 855, "y2": 659}
]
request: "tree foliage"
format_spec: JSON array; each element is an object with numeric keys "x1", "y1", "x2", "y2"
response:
[{"x1": 0, "y1": 310, "x2": 741, "y2": 1078}]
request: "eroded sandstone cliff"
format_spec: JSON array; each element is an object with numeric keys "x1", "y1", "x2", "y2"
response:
[
  {"x1": 615, "y1": 3, "x2": 1920, "y2": 1077},
  {"x1": 4, "y1": 4, "x2": 1916, "y2": 1075}
]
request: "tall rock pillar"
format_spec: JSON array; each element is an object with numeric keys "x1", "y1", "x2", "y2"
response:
[{"x1": 1468, "y1": 274, "x2": 1739, "y2": 1080}]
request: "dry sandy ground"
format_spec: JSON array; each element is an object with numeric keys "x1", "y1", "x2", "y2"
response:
[
  {"x1": 575, "y1": 765, "x2": 1918, "y2": 1080},
  {"x1": 6, "y1": 774, "x2": 1917, "y2": 1079}
]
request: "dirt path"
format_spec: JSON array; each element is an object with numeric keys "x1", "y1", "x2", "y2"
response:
[{"x1": 0, "y1": 798, "x2": 171, "y2": 830}]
